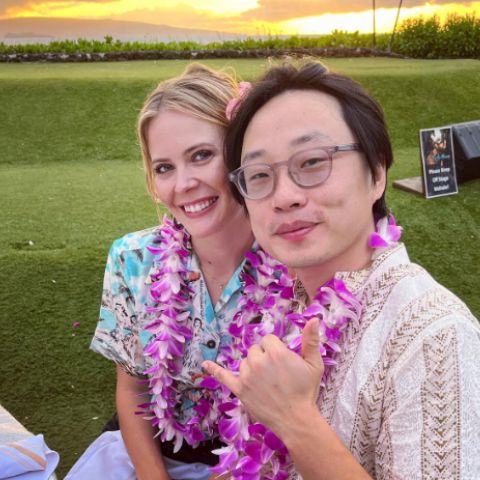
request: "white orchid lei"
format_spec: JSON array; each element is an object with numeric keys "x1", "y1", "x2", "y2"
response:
[{"x1": 141, "y1": 214, "x2": 402, "y2": 479}]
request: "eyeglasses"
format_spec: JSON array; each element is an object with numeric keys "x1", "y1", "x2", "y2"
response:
[{"x1": 229, "y1": 143, "x2": 362, "y2": 200}]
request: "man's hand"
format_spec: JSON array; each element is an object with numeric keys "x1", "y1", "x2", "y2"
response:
[{"x1": 203, "y1": 318, "x2": 324, "y2": 436}]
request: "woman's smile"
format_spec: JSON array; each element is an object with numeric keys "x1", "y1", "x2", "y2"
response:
[{"x1": 181, "y1": 196, "x2": 219, "y2": 216}]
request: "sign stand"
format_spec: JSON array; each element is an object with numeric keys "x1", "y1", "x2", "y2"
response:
[
  {"x1": 393, "y1": 125, "x2": 459, "y2": 199},
  {"x1": 392, "y1": 176, "x2": 424, "y2": 196}
]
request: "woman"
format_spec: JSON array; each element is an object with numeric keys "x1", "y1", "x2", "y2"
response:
[{"x1": 66, "y1": 63, "x2": 254, "y2": 480}]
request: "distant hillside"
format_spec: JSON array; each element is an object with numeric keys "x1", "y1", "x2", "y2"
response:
[{"x1": 0, "y1": 17, "x2": 244, "y2": 44}]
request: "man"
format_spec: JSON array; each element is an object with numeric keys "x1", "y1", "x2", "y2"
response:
[{"x1": 203, "y1": 63, "x2": 480, "y2": 479}]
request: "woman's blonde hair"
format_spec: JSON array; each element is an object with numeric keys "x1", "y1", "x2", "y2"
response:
[{"x1": 138, "y1": 63, "x2": 239, "y2": 200}]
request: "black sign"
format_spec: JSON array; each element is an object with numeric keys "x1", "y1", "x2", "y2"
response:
[{"x1": 419, "y1": 127, "x2": 459, "y2": 199}]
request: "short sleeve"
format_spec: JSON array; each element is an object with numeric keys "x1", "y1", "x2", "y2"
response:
[{"x1": 90, "y1": 240, "x2": 146, "y2": 377}]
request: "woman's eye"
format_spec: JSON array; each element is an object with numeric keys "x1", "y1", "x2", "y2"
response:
[
  {"x1": 192, "y1": 149, "x2": 214, "y2": 162},
  {"x1": 153, "y1": 163, "x2": 173, "y2": 175}
]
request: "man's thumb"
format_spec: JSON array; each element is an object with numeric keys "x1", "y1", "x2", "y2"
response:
[
  {"x1": 202, "y1": 360, "x2": 240, "y2": 395},
  {"x1": 301, "y1": 317, "x2": 323, "y2": 369}
]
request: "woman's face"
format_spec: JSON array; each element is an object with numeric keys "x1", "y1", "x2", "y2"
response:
[{"x1": 147, "y1": 108, "x2": 243, "y2": 239}]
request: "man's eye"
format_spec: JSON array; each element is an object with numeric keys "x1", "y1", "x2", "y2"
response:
[
  {"x1": 300, "y1": 157, "x2": 327, "y2": 169},
  {"x1": 248, "y1": 171, "x2": 270, "y2": 183},
  {"x1": 153, "y1": 163, "x2": 173, "y2": 175},
  {"x1": 192, "y1": 149, "x2": 213, "y2": 162}
]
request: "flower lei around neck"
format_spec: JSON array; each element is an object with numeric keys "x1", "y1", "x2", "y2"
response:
[{"x1": 141, "y1": 214, "x2": 402, "y2": 479}]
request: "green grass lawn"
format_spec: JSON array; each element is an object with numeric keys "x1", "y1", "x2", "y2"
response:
[{"x1": 1, "y1": 58, "x2": 479, "y2": 477}]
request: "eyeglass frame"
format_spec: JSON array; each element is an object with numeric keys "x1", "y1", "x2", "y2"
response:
[{"x1": 229, "y1": 143, "x2": 362, "y2": 200}]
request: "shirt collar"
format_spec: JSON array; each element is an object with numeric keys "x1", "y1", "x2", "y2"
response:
[{"x1": 335, "y1": 243, "x2": 409, "y2": 295}]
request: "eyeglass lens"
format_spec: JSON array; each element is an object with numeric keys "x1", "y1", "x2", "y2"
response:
[{"x1": 239, "y1": 147, "x2": 332, "y2": 199}]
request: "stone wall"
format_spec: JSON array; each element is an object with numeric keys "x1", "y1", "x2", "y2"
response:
[{"x1": 0, "y1": 47, "x2": 406, "y2": 63}]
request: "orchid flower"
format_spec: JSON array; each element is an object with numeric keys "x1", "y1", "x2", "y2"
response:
[
  {"x1": 225, "y1": 81, "x2": 252, "y2": 121},
  {"x1": 369, "y1": 214, "x2": 403, "y2": 258}
]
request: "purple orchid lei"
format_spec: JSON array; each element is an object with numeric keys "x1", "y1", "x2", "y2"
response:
[
  {"x1": 209, "y1": 252, "x2": 363, "y2": 479},
  {"x1": 141, "y1": 214, "x2": 401, "y2": 478}
]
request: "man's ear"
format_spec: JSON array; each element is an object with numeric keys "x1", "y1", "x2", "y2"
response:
[{"x1": 372, "y1": 165, "x2": 387, "y2": 202}]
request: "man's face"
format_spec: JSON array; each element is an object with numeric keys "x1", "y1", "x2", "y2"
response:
[{"x1": 241, "y1": 90, "x2": 385, "y2": 280}]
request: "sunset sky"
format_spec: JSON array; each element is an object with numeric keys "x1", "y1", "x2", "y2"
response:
[{"x1": 1, "y1": 0, "x2": 479, "y2": 35}]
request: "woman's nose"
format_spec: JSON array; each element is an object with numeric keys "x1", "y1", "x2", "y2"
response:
[{"x1": 174, "y1": 165, "x2": 199, "y2": 193}]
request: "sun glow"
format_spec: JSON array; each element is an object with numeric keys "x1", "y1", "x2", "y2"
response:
[{"x1": 280, "y1": 3, "x2": 480, "y2": 34}]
